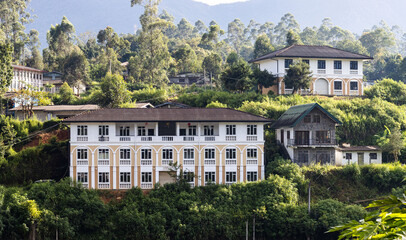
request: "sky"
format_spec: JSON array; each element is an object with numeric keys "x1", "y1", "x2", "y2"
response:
[{"x1": 192, "y1": 0, "x2": 250, "y2": 5}]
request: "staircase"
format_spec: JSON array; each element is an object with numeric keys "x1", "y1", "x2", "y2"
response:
[{"x1": 276, "y1": 140, "x2": 292, "y2": 161}]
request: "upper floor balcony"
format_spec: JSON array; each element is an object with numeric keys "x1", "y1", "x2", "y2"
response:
[{"x1": 287, "y1": 138, "x2": 338, "y2": 147}]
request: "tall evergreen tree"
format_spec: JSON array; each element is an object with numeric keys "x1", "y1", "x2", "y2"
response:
[{"x1": 0, "y1": 43, "x2": 13, "y2": 114}]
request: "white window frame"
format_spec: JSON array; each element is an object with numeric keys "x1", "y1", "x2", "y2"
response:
[
  {"x1": 247, "y1": 171, "x2": 257, "y2": 182},
  {"x1": 204, "y1": 125, "x2": 214, "y2": 136},
  {"x1": 247, "y1": 125, "x2": 257, "y2": 135},
  {"x1": 98, "y1": 148, "x2": 110, "y2": 165},
  {"x1": 120, "y1": 172, "x2": 131, "y2": 183},
  {"x1": 98, "y1": 125, "x2": 109, "y2": 136},
  {"x1": 77, "y1": 125, "x2": 88, "y2": 136},
  {"x1": 205, "y1": 171, "x2": 216, "y2": 183},
  {"x1": 99, "y1": 172, "x2": 109, "y2": 183},
  {"x1": 119, "y1": 126, "x2": 130, "y2": 136},
  {"x1": 226, "y1": 125, "x2": 236, "y2": 135},
  {"x1": 225, "y1": 172, "x2": 237, "y2": 184},
  {"x1": 141, "y1": 172, "x2": 152, "y2": 183},
  {"x1": 77, "y1": 172, "x2": 88, "y2": 183}
]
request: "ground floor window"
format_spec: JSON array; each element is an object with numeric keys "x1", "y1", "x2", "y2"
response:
[
  {"x1": 247, "y1": 171, "x2": 257, "y2": 182},
  {"x1": 369, "y1": 153, "x2": 377, "y2": 160},
  {"x1": 205, "y1": 172, "x2": 215, "y2": 184},
  {"x1": 141, "y1": 172, "x2": 152, "y2": 183},
  {"x1": 99, "y1": 172, "x2": 109, "y2": 183},
  {"x1": 350, "y1": 81, "x2": 358, "y2": 90},
  {"x1": 226, "y1": 172, "x2": 237, "y2": 183},
  {"x1": 120, "y1": 172, "x2": 131, "y2": 183},
  {"x1": 334, "y1": 80, "x2": 342, "y2": 90},
  {"x1": 298, "y1": 150, "x2": 309, "y2": 164},
  {"x1": 77, "y1": 172, "x2": 88, "y2": 183},
  {"x1": 183, "y1": 172, "x2": 194, "y2": 182}
]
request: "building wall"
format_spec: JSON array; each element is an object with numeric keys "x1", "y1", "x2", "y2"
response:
[
  {"x1": 9, "y1": 67, "x2": 43, "y2": 91},
  {"x1": 338, "y1": 151, "x2": 382, "y2": 165},
  {"x1": 258, "y1": 58, "x2": 364, "y2": 96},
  {"x1": 70, "y1": 122, "x2": 265, "y2": 189}
]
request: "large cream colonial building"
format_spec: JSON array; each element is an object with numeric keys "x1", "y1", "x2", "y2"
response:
[
  {"x1": 65, "y1": 108, "x2": 270, "y2": 190},
  {"x1": 9, "y1": 65, "x2": 44, "y2": 91},
  {"x1": 249, "y1": 45, "x2": 373, "y2": 96}
]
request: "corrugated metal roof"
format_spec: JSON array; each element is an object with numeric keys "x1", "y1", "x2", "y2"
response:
[
  {"x1": 249, "y1": 45, "x2": 373, "y2": 63},
  {"x1": 63, "y1": 108, "x2": 272, "y2": 123},
  {"x1": 271, "y1": 103, "x2": 341, "y2": 128}
]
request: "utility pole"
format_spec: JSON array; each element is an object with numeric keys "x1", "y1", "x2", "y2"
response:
[
  {"x1": 307, "y1": 181, "x2": 311, "y2": 240},
  {"x1": 246, "y1": 220, "x2": 248, "y2": 240},
  {"x1": 253, "y1": 216, "x2": 255, "y2": 240}
]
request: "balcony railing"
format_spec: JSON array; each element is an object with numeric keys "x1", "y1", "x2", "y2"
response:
[
  {"x1": 247, "y1": 136, "x2": 257, "y2": 141},
  {"x1": 162, "y1": 136, "x2": 173, "y2": 141},
  {"x1": 162, "y1": 159, "x2": 173, "y2": 165},
  {"x1": 98, "y1": 160, "x2": 110, "y2": 165},
  {"x1": 141, "y1": 183, "x2": 153, "y2": 189},
  {"x1": 333, "y1": 90, "x2": 343, "y2": 96},
  {"x1": 119, "y1": 183, "x2": 131, "y2": 189},
  {"x1": 77, "y1": 136, "x2": 88, "y2": 141},
  {"x1": 247, "y1": 159, "x2": 258, "y2": 165},
  {"x1": 81, "y1": 183, "x2": 89, "y2": 188},
  {"x1": 98, "y1": 183, "x2": 110, "y2": 189},
  {"x1": 184, "y1": 159, "x2": 195, "y2": 165},
  {"x1": 141, "y1": 136, "x2": 152, "y2": 141},
  {"x1": 204, "y1": 159, "x2": 215, "y2": 165},
  {"x1": 188, "y1": 182, "x2": 195, "y2": 188},
  {"x1": 183, "y1": 136, "x2": 195, "y2": 141},
  {"x1": 350, "y1": 70, "x2": 358, "y2": 74},
  {"x1": 141, "y1": 160, "x2": 152, "y2": 165},
  {"x1": 98, "y1": 136, "x2": 109, "y2": 142},
  {"x1": 225, "y1": 136, "x2": 236, "y2": 141},
  {"x1": 287, "y1": 139, "x2": 338, "y2": 146},
  {"x1": 317, "y1": 69, "x2": 326, "y2": 74},
  {"x1": 119, "y1": 160, "x2": 131, "y2": 165},
  {"x1": 225, "y1": 182, "x2": 235, "y2": 186},
  {"x1": 225, "y1": 159, "x2": 237, "y2": 165},
  {"x1": 119, "y1": 136, "x2": 131, "y2": 142},
  {"x1": 77, "y1": 160, "x2": 88, "y2": 165},
  {"x1": 205, "y1": 136, "x2": 216, "y2": 141},
  {"x1": 334, "y1": 70, "x2": 342, "y2": 74},
  {"x1": 293, "y1": 158, "x2": 333, "y2": 166}
]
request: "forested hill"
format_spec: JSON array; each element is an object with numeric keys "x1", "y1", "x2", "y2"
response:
[{"x1": 28, "y1": 0, "x2": 406, "y2": 46}]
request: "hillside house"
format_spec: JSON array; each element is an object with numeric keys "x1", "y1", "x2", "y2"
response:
[{"x1": 249, "y1": 45, "x2": 373, "y2": 96}]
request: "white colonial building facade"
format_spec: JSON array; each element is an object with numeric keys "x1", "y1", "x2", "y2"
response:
[
  {"x1": 9, "y1": 65, "x2": 44, "y2": 91},
  {"x1": 65, "y1": 108, "x2": 270, "y2": 190},
  {"x1": 249, "y1": 45, "x2": 373, "y2": 96}
]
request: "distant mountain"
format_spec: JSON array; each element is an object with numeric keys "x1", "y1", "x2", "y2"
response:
[{"x1": 27, "y1": 0, "x2": 406, "y2": 47}]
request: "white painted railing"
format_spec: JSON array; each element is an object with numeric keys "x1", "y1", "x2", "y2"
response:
[
  {"x1": 141, "y1": 136, "x2": 152, "y2": 141},
  {"x1": 205, "y1": 136, "x2": 216, "y2": 141},
  {"x1": 119, "y1": 137, "x2": 131, "y2": 142},
  {"x1": 119, "y1": 160, "x2": 131, "y2": 165},
  {"x1": 77, "y1": 160, "x2": 88, "y2": 165},
  {"x1": 98, "y1": 160, "x2": 110, "y2": 165},
  {"x1": 183, "y1": 136, "x2": 195, "y2": 141},
  {"x1": 141, "y1": 183, "x2": 153, "y2": 189},
  {"x1": 162, "y1": 160, "x2": 173, "y2": 165},
  {"x1": 334, "y1": 70, "x2": 342, "y2": 74},
  {"x1": 204, "y1": 160, "x2": 215, "y2": 165},
  {"x1": 225, "y1": 160, "x2": 237, "y2": 165},
  {"x1": 188, "y1": 182, "x2": 195, "y2": 188},
  {"x1": 184, "y1": 160, "x2": 195, "y2": 165},
  {"x1": 247, "y1": 136, "x2": 257, "y2": 141},
  {"x1": 225, "y1": 136, "x2": 236, "y2": 141},
  {"x1": 333, "y1": 90, "x2": 343, "y2": 96},
  {"x1": 119, "y1": 183, "x2": 131, "y2": 189},
  {"x1": 77, "y1": 136, "x2": 88, "y2": 141},
  {"x1": 98, "y1": 136, "x2": 109, "y2": 142},
  {"x1": 225, "y1": 182, "x2": 234, "y2": 186},
  {"x1": 141, "y1": 160, "x2": 152, "y2": 165},
  {"x1": 350, "y1": 70, "x2": 358, "y2": 74},
  {"x1": 98, "y1": 183, "x2": 110, "y2": 189},
  {"x1": 81, "y1": 183, "x2": 88, "y2": 188},
  {"x1": 317, "y1": 69, "x2": 326, "y2": 74},
  {"x1": 162, "y1": 136, "x2": 173, "y2": 141},
  {"x1": 247, "y1": 159, "x2": 258, "y2": 165}
]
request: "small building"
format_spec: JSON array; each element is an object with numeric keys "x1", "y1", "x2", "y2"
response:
[
  {"x1": 272, "y1": 103, "x2": 341, "y2": 165},
  {"x1": 337, "y1": 145, "x2": 382, "y2": 165},
  {"x1": 10, "y1": 104, "x2": 100, "y2": 121},
  {"x1": 135, "y1": 103, "x2": 154, "y2": 108},
  {"x1": 43, "y1": 71, "x2": 86, "y2": 95},
  {"x1": 9, "y1": 65, "x2": 44, "y2": 92},
  {"x1": 169, "y1": 72, "x2": 209, "y2": 86},
  {"x1": 64, "y1": 108, "x2": 270, "y2": 190},
  {"x1": 249, "y1": 45, "x2": 373, "y2": 96}
]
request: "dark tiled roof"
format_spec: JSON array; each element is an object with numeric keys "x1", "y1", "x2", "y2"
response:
[
  {"x1": 339, "y1": 145, "x2": 381, "y2": 151},
  {"x1": 271, "y1": 103, "x2": 341, "y2": 129},
  {"x1": 154, "y1": 102, "x2": 191, "y2": 108},
  {"x1": 249, "y1": 45, "x2": 373, "y2": 63},
  {"x1": 10, "y1": 105, "x2": 100, "y2": 112},
  {"x1": 63, "y1": 108, "x2": 271, "y2": 123},
  {"x1": 12, "y1": 65, "x2": 44, "y2": 72}
]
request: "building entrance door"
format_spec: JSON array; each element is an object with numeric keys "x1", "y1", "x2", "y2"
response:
[
  {"x1": 357, "y1": 153, "x2": 364, "y2": 165},
  {"x1": 315, "y1": 78, "x2": 329, "y2": 95}
]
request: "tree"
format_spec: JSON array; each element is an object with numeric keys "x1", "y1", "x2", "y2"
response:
[
  {"x1": 194, "y1": 20, "x2": 208, "y2": 35},
  {"x1": 227, "y1": 19, "x2": 245, "y2": 54},
  {"x1": 376, "y1": 127, "x2": 405, "y2": 162},
  {"x1": 251, "y1": 65, "x2": 276, "y2": 93},
  {"x1": 359, "y1": 27, "x2": 396, "y2": 57},
  {"x1": 99, "y1": 73, "x2": 130, "y2": 108},
  {"x1": 202, "y1": 53, "x2": 222, "y2": 81},
  {"x1": 61, "y1": 48, "x2": 90, "y2": 89},
  {"x1": 226, "y1": 52, "x2": 239, "y2": 65},
  {"x1": 176, "y1": 18, "x2": 194, "y2": 39},
  {"x1": 0, "y1": 43, "x2": 13, "y2": 115},
  {"x1": 0, "y1": 0, "x2": 32, "y2": 61},
  {"x1": 336, "y1": 39, "x2": 368, "y2": 55},
  {"x1": 172, "y1": 44, "x2": 198, "y2": 73},
  {"x1": 274, "y1": 13, "x2": 300, "y2": 46},
  {"x1": 220, "y1": 59, "x2": 253, "y2": 92},
  {"x1": 14, "y1": 87, "x2": 51, "y2": 119},
  {"x1": 43, "y1": 16, "x2": 76, "y2": 71},
  {"x1": 253, "y1": 34, "x2": 274, "y2": 58},
  {"x1": 365, "y1": 78, "x2": 406, "y2": 105},
  {"x1": 24, "y1": 30, "x2": 43, "y2": 69},
  {"x1": 129, "y1": 0, "x2": 171, "y2": 86},
  {"x1": 286, "y1": 29, "x2": 303, "y2": 46},
  {"x1": 283, "y1": 60, "x2": 313, "y2": 94},
  {"x1": 58, "y1": 82, "x2": 76, "y2": 104},
  {"x1": 330, "y1": 193, "x2": 406, "y2": 239}
]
